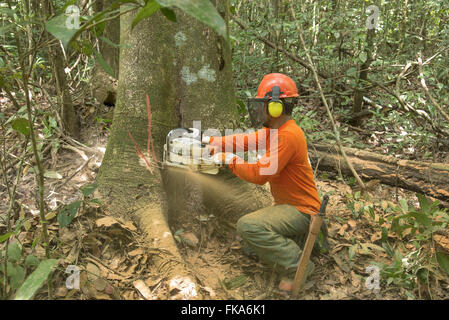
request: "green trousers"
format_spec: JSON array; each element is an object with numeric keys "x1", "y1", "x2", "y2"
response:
[{"x1": 236, "y1": 204, "x2": 311, "y2": 276}]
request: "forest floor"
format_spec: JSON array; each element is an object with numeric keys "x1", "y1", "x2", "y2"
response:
[{"x1": 2, "y1": 101, "x2": 449, "y2": 300}]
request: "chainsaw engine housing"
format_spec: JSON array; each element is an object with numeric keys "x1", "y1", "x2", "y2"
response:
[{"x1": 163, "y1": 128, "x2": 221, "y2": 174}]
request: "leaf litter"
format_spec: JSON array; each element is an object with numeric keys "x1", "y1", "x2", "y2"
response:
[{"x1": 1, "y1": 113, "x2": 448, "y2": 300}]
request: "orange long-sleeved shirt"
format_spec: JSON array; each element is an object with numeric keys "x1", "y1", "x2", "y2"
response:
[{"x1": 210, "y1": 120, "x2": 321, "y2": 215}]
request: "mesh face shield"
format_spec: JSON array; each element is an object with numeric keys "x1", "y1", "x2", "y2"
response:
[{"x1": 246, "y1": 98, "x2": 268, "y2": 128}]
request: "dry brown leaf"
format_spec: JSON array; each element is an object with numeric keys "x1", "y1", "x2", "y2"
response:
[
  {"x1": 33, "y1": 244, "x2": 47, "y2": 259},
  {"x1": 347, "y1": 220, "x2": 357, "y2": 229},
  {"x1": 59, "y1": 228, "x2": 77, "y2": 243},
  {"x1": 105, "y1": 284, "x2": 114, "y2": 295},
  {"x1": 122, "y1": 221, "x2": 137, "y2": 232},
  {"x1": 45, "y1": 211, "x2": 57, "y2": 220},
  {"x1": 181, "y1": 232, "x2": 199, "y2": 248},
  {"x1": 128, "y1": 248, "x2": 144, "y2": 257},
  {"x1": 86, "y1": 263, "x2": 101, "y2": 281},
  {"x1": 145, "y1": 276, "x2": 161, "y2": 288},
  {"x1": 55, "y1": 286, "x2": 68, "y2": 297},
  {"x1": 109, "y1": 257, "x2": 120, "y2": 270},
  {"x1": 351, "y1": 271, "x2": 361, "y2": 288},
  {"x1": 332, "y1": 254, "x2": 350, "y2": 273},
  {"x1": 124, "y1": 263, "x2": 138, "y2": 276},
  {"x1": 123, "y1": 291, "x2": 135, "y2": 300},
  {"x1": 433, "y1": 234, "x2": 449, "y2": 252},
  {"x1": 96, "y1": 217, "x2": 119, "y2": 228},
  {"x1": 133, "y1": 280, "x2": 155, "y2": 300},
  {"x1": 330, "y1": 243, "x2": 351, "y2": 255},
  {"x1": 203, "y1": 286, "x2": 216, "y2": 298},
  {"x1": 354, "y1": 202, "x2": 363, "y2": 212},
  {"x1": 320, "y1": 287, "x2": 348, "y2": 300},
  {"x1": 93, "y1": 278, "x2": 108, "y2": 291},
  {"x1": 64, "y1": 245, "x2": 78, "y2": 264},
  {"x1": 370, "y1": 231, "x2": 381, "y2": 242},
  {"x1": 94, "y1": 293, "x2": 112, "y2": 300},
  {"x1": 107, "y1": 273, "x2": 128, "y2": 281}
]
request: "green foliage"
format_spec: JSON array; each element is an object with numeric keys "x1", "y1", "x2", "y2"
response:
[
  {"x1": 42, "y1": 115, "x2": 58, "y2": 139},
  {"x1": 44, "y1": 0, "x2": 228, "y2": 78},
  {"x1": 11, "y1": 118, "x2": 30, "y2": 136},
  {"x1": 230, "y1": 0, "x2": 448, "y2": 162},
  {"x1": 45, "y1": 14, "x2": 78, "y2": 49},
  {"x1": 436, "y1": 252, "x2": 449, "y2": 275},
  {"x1": 81, "y1": 183, "x2": 98, "y2": 197},
  {"x1": 158, "y1": 0, "x2": 227, "y2": 38},
  {"x1": 0, "y1": 240, "x2": 52, "y2": 295},
  {"x1": 92, "y1": 49, "x2": 114, "y2": 77},
  {"x1": 292, "y1": 107, "x2": 322, "y2": 140},
  {"x1": 57, "y1": 183, "x2": 100, "y2": 228},
  {"x1": 14, "y1": 259, "x2": 59, "y2": 300},
  {"x1": 57, "y1": 200, "x2": 82, "y2": 228},
  {"x1": 371, "y1": 194, "x2": 449, "y2": 291},
  {"x1": 131, "y1": 1, "x2": 161, "y2": 30}
]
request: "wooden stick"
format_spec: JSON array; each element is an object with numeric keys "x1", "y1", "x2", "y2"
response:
[
  {"x1": 291, "y1": 215, "x2": 323, "y2": 297},
  {"x1": 291, "y1": 195, "x2": 329, "y2": 298}
]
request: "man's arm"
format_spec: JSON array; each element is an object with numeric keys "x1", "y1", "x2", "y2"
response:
[
  {"x1": 227, "y1": 133, "x2": 295, "y2": 185},
  {"x1": 209, "y1": 128, "x2": 269, "y2": 154}
]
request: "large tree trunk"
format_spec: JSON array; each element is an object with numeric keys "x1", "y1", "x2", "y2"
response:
[
  {"x1": 309, "y1": 143, "x2": 449, "y2": 204},
  {"x1": 96, "y1": 6, "x2": 269, "y2": 299}
]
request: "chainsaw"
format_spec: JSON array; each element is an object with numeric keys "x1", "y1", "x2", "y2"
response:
[{"x1": 162, "y1": 128, "x2": 223, "y2": 174}]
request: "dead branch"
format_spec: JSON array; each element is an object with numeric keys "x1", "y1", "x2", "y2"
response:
[{"x1": 417, "y1": 56, "x2": 449, "y2": 124}]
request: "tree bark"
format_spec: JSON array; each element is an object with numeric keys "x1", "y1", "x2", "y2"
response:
[
  {"x1": 309, "y1": 143, "x2": 449, "y2": 204},
  {"x1": 97, "y1": 7, "x2": 269, "y2": 299}
]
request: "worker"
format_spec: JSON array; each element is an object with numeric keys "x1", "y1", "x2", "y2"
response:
[{"x1": 202, "y1": 73, "x2": 323, "y2": 292}]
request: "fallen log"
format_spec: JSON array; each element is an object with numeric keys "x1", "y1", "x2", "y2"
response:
[{"x1": 309, "y1": 143, "x2": 449, "y2": 203}]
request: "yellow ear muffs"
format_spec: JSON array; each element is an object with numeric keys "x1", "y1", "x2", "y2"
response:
[{"x1": 268, "y1": 101, "x2": 283, "y2": 118}]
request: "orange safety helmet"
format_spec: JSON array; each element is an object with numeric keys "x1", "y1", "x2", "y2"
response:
[
  {"x1": 247, "y1": 73, "x2": 299, "y2": 128},
  {"x1": 256, "y1": 73, "x2": 299, "y2": 99}
]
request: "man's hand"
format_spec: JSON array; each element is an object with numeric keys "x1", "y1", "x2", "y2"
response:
[
  {"x1": 201, "y1": 135, "x2": 212, "y2": 144},
  {"x1": 211, "y1": 152, "x2": 237, "y2": 164},
  {"x1": 202, "y1": 135, "x2": 219, "y2": 155},
  {"x1": 204, "y1": 144, "x2": 219, "y2": 156}
]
